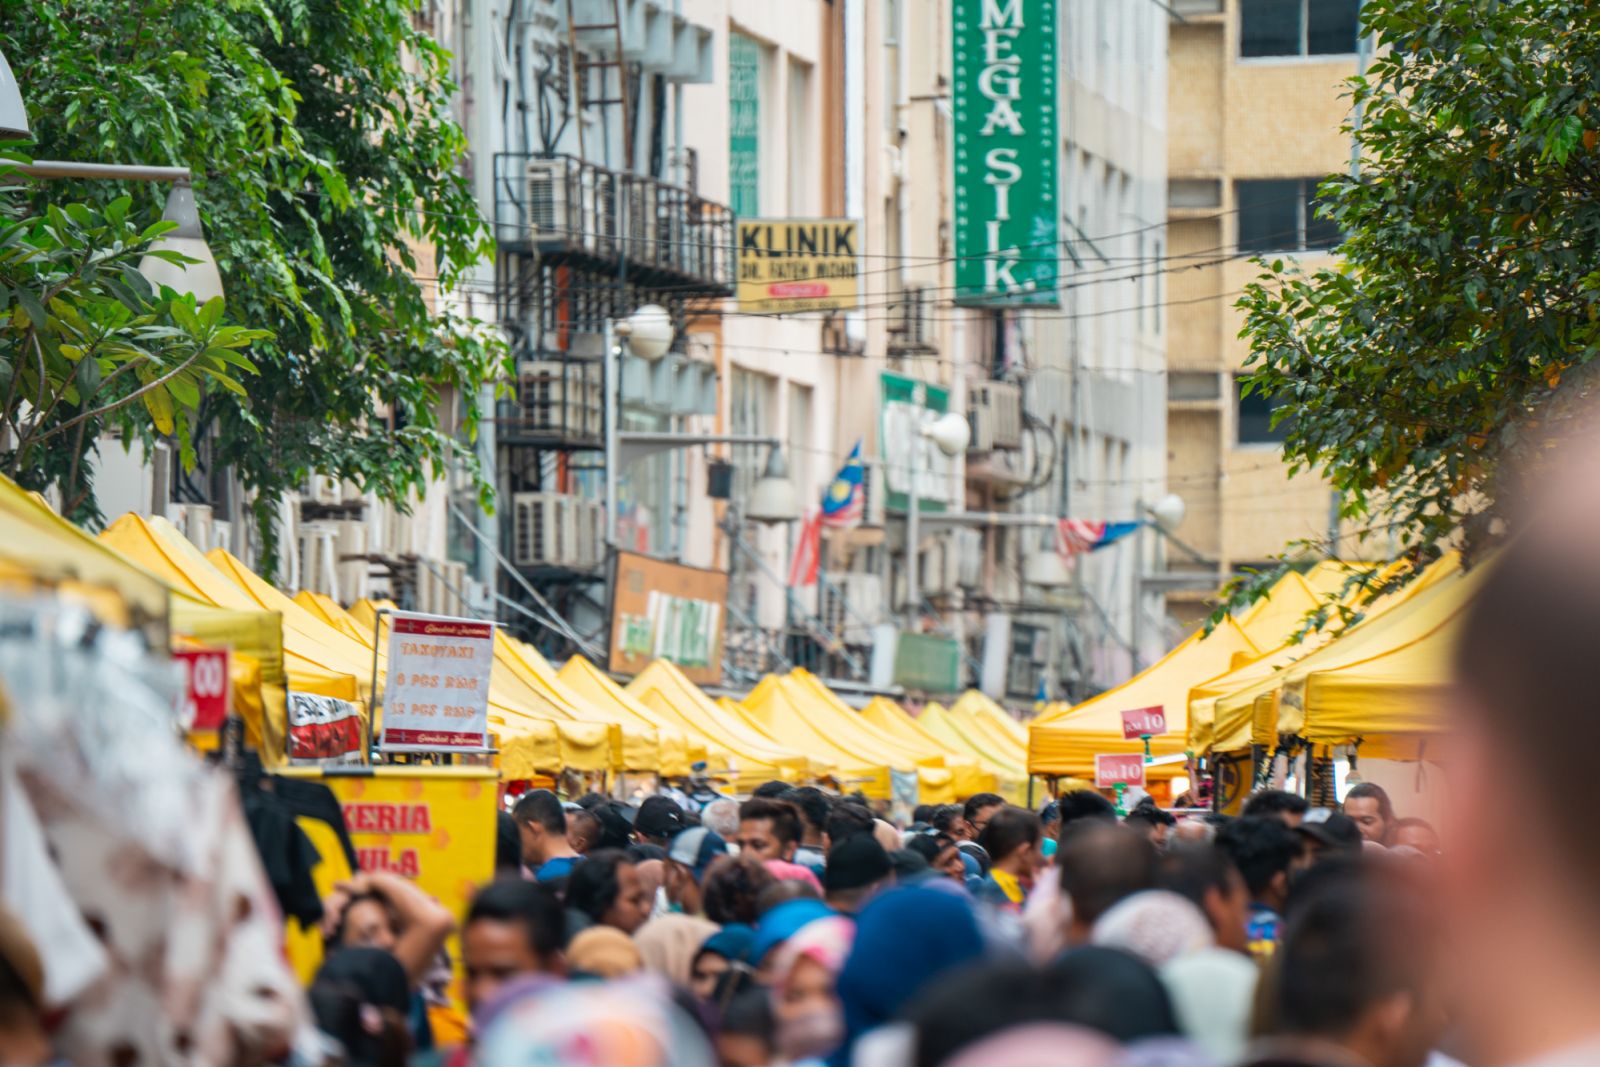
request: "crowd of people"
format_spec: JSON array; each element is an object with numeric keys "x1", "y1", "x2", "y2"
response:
[{"x1": 289, "y1": 776, "x2": 1469, "y2": 1067}]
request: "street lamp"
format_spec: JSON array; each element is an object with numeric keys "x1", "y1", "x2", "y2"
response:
[
  {"x1": 624, "y1": 303, "x2": 673, "y2": 359},
  {"x1": 138, "y1": 180, "x2": 226, "y2": 302},
  {"x1": 0, "y1": 48, "x2": 27, "y2": 141},
  {"x1": 904, "y1": 410, "x2": 969, "y2": 624},
  {"x1": 744, "y1": 445, "x2": 800, "y2": 524}
]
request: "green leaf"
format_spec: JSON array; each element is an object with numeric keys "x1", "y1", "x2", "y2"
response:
[{"x1": 14, "y1": 289, "x2": 45, "y2": 329}]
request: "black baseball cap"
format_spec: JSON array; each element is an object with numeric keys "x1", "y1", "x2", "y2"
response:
[
  {"x1": 635, "y1": 795, "x2": 689, "y2": 841},
  {"x1": 1297, "y1": 810, "x2": 1363, "y2": 851}
]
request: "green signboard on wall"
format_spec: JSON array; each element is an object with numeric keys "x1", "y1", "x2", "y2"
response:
[
  {"x1": 952, "y1": 0, "x2": 1059, "y2": 306},
  {"x1": 894, "y1": 632, "x2": 963, "y2": 694},
  {"x1": 728, "y1": 33, "x2": 761, "y2": 218}
]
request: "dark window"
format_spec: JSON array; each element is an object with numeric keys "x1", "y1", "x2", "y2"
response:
[
  {"x1": 1242, "y1": 0, "x2": 1360, "y2": 58},
  {"x1": 1237, "y1": 178, "x2": 1341, "y2": 253},
  {"x1": 1236, "y1": 377, "x2": 1293, "y2": 445}
]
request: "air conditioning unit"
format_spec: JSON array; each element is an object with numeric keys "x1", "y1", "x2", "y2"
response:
[
  {"x1": 526, "y1": 158, "x2": 589, "y2": 247},
  {"x1": 887, "y1": 286, "x2": 937, "y2": 355},
  {"x1": 968, "y1": 380, "x2": 1024, "y2": 452},
  {"x1": 954, "y1": 527, "x2": 984, "y2": 589},
  {"x1": 571, "y1": 499, "x2": 606, "y2": 567},
  {"x1": 517, "y1": 361, "x2": 602, "y2": 438},
  {"x1": 861, "y1": 461, "x2": 885, "y2": 528},
  {"x1": 829, "y1": 573, "x2": 884, "y2": 645},
  {"x1": 623, "y1": 176, "x2": 659, "y2": 268},
  {"x1": 511, "y1": 492, "x2": 579, "y2": 567}
]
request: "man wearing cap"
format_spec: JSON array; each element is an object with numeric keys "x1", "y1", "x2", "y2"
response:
[
  {"x1": 663, "y1": 826, "x2": 729, "y2": 917},
  {"x1": 1293, "y1": 810, "x2": 1364, "y2": 874},
  {"x1": 824, "y1": 835, "x2": 893, "y2": 916},
  {"x1": 634, "y1": 795, "x2": 689, "y2": 850},
  {"x1": 683, "y1": 761, "x2": 731, "y2": 813}
]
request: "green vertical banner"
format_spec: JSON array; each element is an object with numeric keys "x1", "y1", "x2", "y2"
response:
[
  {"x1": 952, "y1": 0, "x2": 1059, "y2": 306},
  {"x1": 728, "y1": 33, "x2": 761, "y2": 218}
]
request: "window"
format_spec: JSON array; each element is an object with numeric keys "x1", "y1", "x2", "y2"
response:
[
  {"x1": 1168, "y1": 371, "x2": 1221, "y2": 402},
  {"x1": 1236, "y1": 376, "x2": 1293, "y2": 445},
  {"x1": 728, "y1": 33, "x2": 764, "y2": 217},
  {"x1": 1236, "y1": 178, "x2": 1340, "y2": 253},
  {"x1": 1241, "y1": 0, "x2": 1360, "y2": 58}
]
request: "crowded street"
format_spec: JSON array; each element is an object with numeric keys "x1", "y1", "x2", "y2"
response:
[{"x1": 0, "y1": 0, "x2": 1592, "y2": 1064}]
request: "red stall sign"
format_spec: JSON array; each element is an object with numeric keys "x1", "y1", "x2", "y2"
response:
[
  {"x1": 1095, "y1": 753, "x2": 1146, "y2": 789},
  {"x1": 174, "y1": 647, "x2": 231, "y2": 732},
  {"x1": 1120, "y1": 705, "x2": 1167, "y2": 739}
]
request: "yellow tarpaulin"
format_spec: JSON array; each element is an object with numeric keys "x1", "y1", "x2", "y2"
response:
[
  {"x1": 556, "y1": 656, "x2": 702, "y2": 777},
  {"x1": 860, "y1": 697, "x2": 1001, "y2": 798},
  {"x1": 917, "y1": 703, "x2": 1028, "y2": 804},
  {"x1": 1208, "y1": 554, "x2": 1464, "y2": 754},
  {"x1": 947, "y1": 702, "x2": 1029, "y2": 766},
  {"x1": 738, "y1": 676, "x2": 908, "y2": 801},
  {"x1": 950, "y1": 690, "x2": 1031, "y2": 747},
  {"x1": 1029, "y1": 616, "x2": 1261, "y2": 778},
  {"x1": 626, "y1": 659, "x2": 817, "y2": 790}
]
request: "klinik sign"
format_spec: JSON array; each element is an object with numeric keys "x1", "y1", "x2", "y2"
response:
[{"x1": 952, "y1": 0, "x2": 1059, "y2": 306}]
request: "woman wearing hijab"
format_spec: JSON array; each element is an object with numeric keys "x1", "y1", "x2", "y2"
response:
[
  {"x1": 831, "y1": 886, "x2": 986, "y2": 1066},
  {"x1": 636, "y1": 914, "x2": 721, "y2": 988},
  {"x1": 1090, "y1": 890, "x2": 1215, "y2": 968},
  {"x1": 691, "y1": 925, "x2": 757, "y2": 1003},
  {"x1": 768, "y1": 917, "x2": 854, "y2": 1066}
]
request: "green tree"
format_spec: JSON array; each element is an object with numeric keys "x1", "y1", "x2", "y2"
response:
[
  {"x1": 0, "y1": 161, "x2": 267, "y2": 515},
  {"x1": 2, "y1": 0, "x2": 507, "y2": 567},
  {"x1": 1235, "y1": 0, "x2": 1600, "y2": 607}
]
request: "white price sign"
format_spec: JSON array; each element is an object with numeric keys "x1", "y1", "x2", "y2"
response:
[{"x1": 380, "y1": 612, "x2": 496, "y2": 751}]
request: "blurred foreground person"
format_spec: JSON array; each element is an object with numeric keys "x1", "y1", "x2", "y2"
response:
[
  {"x1": 475, "y1": 977, "x2": 714, "y2": 1067},
  {"x1": 1245, "y1": 864, "x2": 1442, "y2": 1067},
  {"x1": 0, "y1": 910, "x2": 49, "y2": 1067},
  {"x1": 1214, "y1": 817, "x2": 1298, "y2": 960},
  {"x1": 768, "y1": 917, "x2": 853, "y2": 1064},
  {"x1": 460, "y1": 880, "x2": 566, "y2": 1015},
  {"x1": 1447, "y1": 438, "x2": 1600, "y2": 1067},
  {"x1": 310, "y1": 947, "x2": 414, "y2": 1067},
  {"x1": 1058, "y1": 821, "x2": 1157, "y2": 946}
]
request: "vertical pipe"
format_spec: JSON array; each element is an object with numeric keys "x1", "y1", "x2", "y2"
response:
[{"x1": 604, "y1": 319, "x2": 620, "y2": 546}]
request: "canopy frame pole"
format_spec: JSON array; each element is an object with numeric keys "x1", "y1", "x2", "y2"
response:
[{"x1": 368, "y1": 607, "x2": 390, "y2": 764}]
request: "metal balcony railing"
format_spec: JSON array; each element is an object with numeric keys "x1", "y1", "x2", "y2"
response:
[
  {"x1": 494, "y1": 153, "x2": 735, "y2": 295},
  {"x1": 493, "y1": 355, "x2": 605, "y2": 449}
]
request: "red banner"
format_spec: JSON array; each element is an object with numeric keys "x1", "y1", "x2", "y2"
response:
[
  {"x1": 174, "y1": 647, "x2": 231, "y2": 732},
  {"x1": 1120, "y1": 705, "x2": 1167, "y2": 739},
  {"x1": 1095, "y1": 753, "x2": 1146, "y2": 789}
]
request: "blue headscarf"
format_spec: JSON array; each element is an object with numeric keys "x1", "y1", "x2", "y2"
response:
[
  {"x1": 696, "y1": 923, "x2": 757, "y2": 965},
  {"x1": 750, "y1": 898, "x2": 836, "y2": 965},
  {"x1": 832, "y1": 886, "x2": 985, "y2": 1061}
]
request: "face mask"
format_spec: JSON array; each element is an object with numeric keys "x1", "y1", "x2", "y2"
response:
[{"x1": 776, "y1": 1006, "x2": 844, "y2": 1062}]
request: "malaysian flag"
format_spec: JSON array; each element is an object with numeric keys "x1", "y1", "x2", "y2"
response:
[
  {"x1": 820, "y1": 441, "x2": 866, "y2": 528},
  {"x1": 1056, "y1": 519, "x2": 1141, "y2": 558},
  {"x1": 788, "y1": 511, "x2": 822, "y2": 587}
]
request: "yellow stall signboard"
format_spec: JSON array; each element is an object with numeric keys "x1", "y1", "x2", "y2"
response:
[
  {"x1": 278, "y1": 765, "x2": 498, "y2": 1014},
  {"x1": 737, "y1": 218, "x2": 861, "y2": 314}
]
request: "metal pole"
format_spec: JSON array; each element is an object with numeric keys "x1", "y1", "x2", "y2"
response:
[
  {"x1": 905, "y1": 479, "x2": 920, "y2": 626},
  {"x1": 604, "y1": 318, "x2": 620, "y2": 548},
  {"x1": 1129, "y1": 502, "x2": 1144, "y2": 675},
  {"x1": 15, "y1": 161, "x2": 192, "y2": 183}
]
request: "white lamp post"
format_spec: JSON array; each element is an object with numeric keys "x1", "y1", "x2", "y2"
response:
[
  {"x1": 745, "y1": 445, "x2": 801, "y2": 524},
  {"x1": 904, "y1": 410, "x2": 969, "y2": 624},
  {"x1": 0, "y1": 47, "x2": 28, "y2": 141}
]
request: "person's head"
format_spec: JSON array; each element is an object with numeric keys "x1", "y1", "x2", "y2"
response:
[
  {"x1": 332, "y1": 891, "x2": 399, "y2": 954},
  {"x1": 1269, "y1": 864, "x2": 1444, "y2": 1067},
  {"x1": 717, "y1": 985, "x2": 775, "y2": 1067},
  {"x1": 511, "y1": 789, "x2": 569, "y2": 867},
  {"x1": 977, "y1": 805, "x2": 1045, "y2": 881},
  {"x1": 701, "y1": 854, "x2": 779, "y2": 927},
  {"x1": 1293, "y1": 811, "x2": 1365, "y2": 874},
  {"x1": 461, "y1": 879, "x2": 567, "y2": 1013},
  {"x1": 823, "y1": 834, "x2": 893, "y2": 914},
  {"x1": 768, "y1": 916, "x2": 854, "y2": 1062},
  {"x1": 565, "y1": 849, "x2": 651, "y2": 935},
  {"x1": 586, "y1": 802, "x2": 635, "y2": 851},
  {"x1": 752, "y1": 779, "x2": 792, "y2": 799},
  {"x1": 495, "y1": 810, "x2": 523, "y2": 875},
  {"x1": 700, "y1": 797, "x2": 741, "y2": 842},
  {"x1": 961, "y1": 792, "x2": 1006, "y2": 839},
  {"x1": 1056, "y1": 788, "x2": 1118, "y2": 839},
  {"x1": 1038, "y1": 800, "x2": 1061, "y2": 836},
  {"x1": 565, "y1": 926, "x2": 644, "y2": 980},
  {"x1": 757, "y1": 877, "x2": 824, "y2": 917},
  {"x1": 1057, "y1": 821, "x2": 1157, "y2": 944},
  {"x1": 634, "y1": 795, "x2": 689, "y2": 847},
  {"x1": 1158, "y1": 843, "x2": 1251, "y2": 954},
  {"x1": 825, "y1": 800, "x2": 877, "y2": 848},
  {"x1": 662, "y1": 826, "x2": 728, "y2": 915},
  {"x1": 1123, "y1": 801, "x2": 1177, "y2": 851},
  {"x1": 566, "y1": 808, "x2": 601, "y2": 855},
  {"x1": 787, "y1": 786, "x2": 831, "y2": 846},
  {"x1": 1215, "y1": 816, "x2": 1299, "y2": 913},
  {"x1": 1391, "y1": 817, "x2": 1440, "y2": 856},
  {"x1": 310, "y1": 948, "x2": 413, "y2": 1067},
  {"x1": 911, "y1": 803, "x2": 938, "y2": 827},
  {"x1": 928, "y1": 803, "x2": 966, "y2": 839},
  {"x1": 737, "y1": 797, "x2": 803, "y2": 863},
  {"x1": 691, "y1": 925, "x2": 756, "y2": 1005},
  {"x1": 906, "y1": 832, "x2": 967, "y2": 882},
  {"x1": 1243, "y1": 789, "x2": 1312, "y2": 828},
  {"x1": 1343, "y1": 783, "x2": 1396, "y2": 844}
]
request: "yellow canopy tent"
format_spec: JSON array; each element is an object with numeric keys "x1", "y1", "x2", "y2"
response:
[
  {"x1": 1274, "y1": 561, "x2": 1491, "y2": 757},
  {"x1": 1028, "y1": 616, "x2": 1261, "y2": 779},
  {"x1": 1208, "y1": 554, "x2": 1464, "y2": 756},
  {"x1": 860, "y1": 696, "x2": 1000, "y2": 798},
  {"x1": 337, "y1": 597, "x2": 611, "y2": 775},
  {"x1": 626, "y1": 659, "x2": 817, "y2": 789},
  {"x1": 950, "y1": 690, "x2": 1030, "y2": 746},
  {"x1": 738, "y1": 676, "x2": 910, "y2": 801},
  {"x1": 917, "y1": 703, "x2": 1028, "y2": 803},
  {"x1": 762, "y1": 671, "x2": 959, "y2": 804},
  {"x1": 946, "y1": 702, "x2": 1029, "y2": 767},
  {"x1": 494, "y1": 634, "x2": 661, "y2": 773},
  {"x1": 555, "y1": 655, "x2": 707, "y2": 777}
]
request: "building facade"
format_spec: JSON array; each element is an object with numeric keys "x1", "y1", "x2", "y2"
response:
[{"x1": 1163, "y1": 0, "x2": 1362, "y2": 628}]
